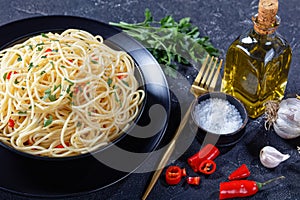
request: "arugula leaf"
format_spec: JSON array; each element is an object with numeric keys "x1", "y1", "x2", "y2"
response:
[{"x1": 109, "y1": 9, "x2": 219, "y2": 77}]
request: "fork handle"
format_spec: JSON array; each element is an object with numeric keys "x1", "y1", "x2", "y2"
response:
[
  {"x1": 142, "y1": 103, "x2": 193, "y2": 200},
  {"x1": 172, "y1": 102, "x2": 193, "y2": 142},
  {"x1": 142, "y1": 140, "x2": 175, "y2": 200}
]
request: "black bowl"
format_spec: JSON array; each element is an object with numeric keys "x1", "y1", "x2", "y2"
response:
[
  {"x1": 0, "y1": 16, "x2": 171, "y2": 197},
  {"x1": 191, "y1": 92, "x2": 248, "y2": 147}
]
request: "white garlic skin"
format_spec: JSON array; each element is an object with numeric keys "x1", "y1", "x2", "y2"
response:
[
  {"x1": 260, "y1": 146, "x2": 290, "y2": 168},
  {"x1": 274, "y1": 98, "x2": 300, "y2": 139}
]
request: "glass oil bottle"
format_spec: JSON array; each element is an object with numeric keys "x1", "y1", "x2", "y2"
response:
[{"x1": 221, "y1": 0, "x2": 292, "y2": 118}]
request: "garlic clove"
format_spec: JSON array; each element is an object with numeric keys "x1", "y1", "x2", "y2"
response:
[
  {"x1": 265, "y1": 98, "x2": 300, "y2": 139},
  {"x1": 260, "y1": 146, "x2": 290, "y2": 168}
]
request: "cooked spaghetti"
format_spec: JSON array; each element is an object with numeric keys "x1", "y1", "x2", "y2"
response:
[{"x1": 0, "y1": 29, "x2": 145, "y2": 157}]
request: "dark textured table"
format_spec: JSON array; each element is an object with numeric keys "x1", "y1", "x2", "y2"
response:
[{"x1": 0, "y1": 0, "x2": 299, "y2": 200}]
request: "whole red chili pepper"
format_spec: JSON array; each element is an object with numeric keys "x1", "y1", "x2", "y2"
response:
[
  {"x1": 199, "y1": 160, "x2": 216, "y2": 175},
  {"x1": 228, "y1": 164, "x2": 251, "y2": 180},
  {"x1": 219, "y1": 176, "x2": 285, "y2": 199},
  {"x1": 165, "y1": 166, "x2": 186, "y2": 185},
  {"x1": 188, "y1": 144, "x2": 219, "y2": 172}
]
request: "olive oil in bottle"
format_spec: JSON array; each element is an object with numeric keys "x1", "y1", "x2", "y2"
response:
[{"x1": 221, "y1": 0, "x2": 292, "y2": 118}]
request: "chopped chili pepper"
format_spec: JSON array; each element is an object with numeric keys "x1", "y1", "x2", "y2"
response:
[
  {"x1": 188, "y1": 144, "x2": 220, "y2": 172},
  {"x1": 55, "y1": 142, "x2": 70, "y2": 148},
  {"x1": 45, "y1": 48, "x2": 52, "y2": 53},
  {"x1": 181, "y1": 168, "x2": 187, "y2": 177},
  {"x1": 186, "y1": 177, "x2": 200, "y2": 185},
  {"x1": 42, "y1": 48, "x2": 53, "y2": 58},
  {"x1": 165, "y1": 166, "x2": 186, "y2": 185},
  {"x1": 199, "y1": 160, "x2": 216, "y2": 175},
  {"x1": 7, "y1": 71, "x2": 17, "y2": 80},
  {"x1": 56, "y1": 144, "x2": 64, "y2": 148},
  {"x1": 219, "y1": 176, "x2": 285, "y2": 199},
  {"x1": 228, "y1": 164, "x2": 251, "y2": 180},
  {"x1": 117, "y1": 75, "x2": 127, "y2": 79},
  {"x1": 8, "y1": 119, "x2": 15, "y2": 128}
]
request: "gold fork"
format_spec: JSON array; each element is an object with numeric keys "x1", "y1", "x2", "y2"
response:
[{"x1": 142, "y1": 55, "x2": 223, "y2": 200}]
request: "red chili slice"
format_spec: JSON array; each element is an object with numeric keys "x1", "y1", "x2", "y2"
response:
[
  {"x1": 199, "y1": 160, "x2": 216, "y2": 175},
  {"x1": 165, "y1": 166, "x2": 186, "y2": 185},
  {"x1": 187, "y1": 144, "x2": 219, "y2": 172},
  {"x1": 228, "y1": 164, "x2": 251, "y2": 180},
  {"x1": 186, "y1": 177, "x2": 200, "y2": 185}
]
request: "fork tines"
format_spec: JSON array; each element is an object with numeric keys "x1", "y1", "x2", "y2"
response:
[{"x1": 193, "y1": 55, "x2": 222, "y2": 93}]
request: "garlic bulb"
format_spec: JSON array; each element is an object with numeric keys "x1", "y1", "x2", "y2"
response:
[
  {"x1": 260, "y1": 146, "x2": 290, "y2": 168},
  {"x1": 265, "y1": 98, "x2": 300, "y2": 139}
]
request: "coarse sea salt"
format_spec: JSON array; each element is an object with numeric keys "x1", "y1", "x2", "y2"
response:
[{"x1": 193, "y1": 98, "x2": 243, "y2": 134}]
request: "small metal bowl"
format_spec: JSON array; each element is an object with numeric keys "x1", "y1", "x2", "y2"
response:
[{"x1": 191, "y1": 92, "x2": 248, "y2": 147}]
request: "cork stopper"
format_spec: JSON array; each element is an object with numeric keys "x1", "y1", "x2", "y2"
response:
[{"x1": 253, "y1": 0, "x2": 279, "y2": 35}]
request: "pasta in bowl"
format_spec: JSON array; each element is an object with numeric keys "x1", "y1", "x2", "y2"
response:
[{"x1": 0, "y1": 29, "x2": 145, "y2": 157}]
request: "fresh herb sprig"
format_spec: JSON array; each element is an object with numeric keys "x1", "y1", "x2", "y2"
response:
[{"x1": 109, "y1": 9, "x2": 219, "y2": 77}]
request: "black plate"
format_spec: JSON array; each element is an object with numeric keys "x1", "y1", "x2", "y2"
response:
[{"x1": 0, "y1": 16, "x2": 171, "y2": 197}]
